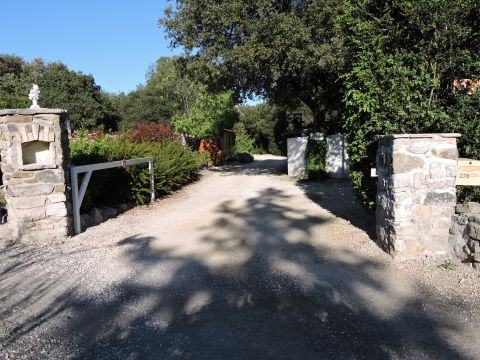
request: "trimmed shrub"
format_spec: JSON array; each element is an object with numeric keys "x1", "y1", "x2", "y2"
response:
[
  {"x1": 233, "y1": 122, "x2": 255, "y2": 154},
  {"x1": 70, "y1": 131, "x2": 207, "y2": 212}
]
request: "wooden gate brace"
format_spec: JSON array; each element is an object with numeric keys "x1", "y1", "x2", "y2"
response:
[{"x1": 70, "y1": 157, "x2": 154, "y2": 234}]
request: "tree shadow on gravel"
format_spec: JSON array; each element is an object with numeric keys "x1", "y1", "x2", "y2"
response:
[
  {"x1": 297, "y1": 179, "x2": 376, "y2": 239},
  {"x1": 0, "y1": 188, "x2": 470, "y2": 359}
]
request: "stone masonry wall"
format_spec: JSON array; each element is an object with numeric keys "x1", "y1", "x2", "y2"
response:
[
  {"x1": 449, "y1": 202, "x2": 480, "y2": 270},
  {"x1": 0, "y1": 108, "x2": 71, "y2": 244},
  {"x1": 376, "y1": 134, "x2": 460, "y2": 258}
]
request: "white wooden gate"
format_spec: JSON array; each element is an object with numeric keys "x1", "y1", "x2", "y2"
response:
[{"x1": 70, "y1": 157, "x2": 154, "y2": 234}]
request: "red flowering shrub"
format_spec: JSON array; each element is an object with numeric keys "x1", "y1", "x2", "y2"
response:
[
  {"x1": 453, "y1": 79, "x2": 479, "y2": 95},
  {"x1": 128, "y1": 122, "x2": 178, "y2": 143},
  {"x1": 200, "y1": 138, "x2": 222, "y2": 165}
]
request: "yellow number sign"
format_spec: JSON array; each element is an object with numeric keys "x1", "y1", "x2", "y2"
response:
[{"x1": 456, "y1": 158, "x2": 480, "y2": 186}]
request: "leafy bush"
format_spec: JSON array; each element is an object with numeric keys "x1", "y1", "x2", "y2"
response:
[
  {"x1": 305, "y1": 137, "x2": 327, "y2": 180},
  {"x1": 340, "y1": 0, "x2": 480, "y2": 209},
  {"x1": 233, "y1": 122, "x2": 255, "y2": 154},
  {"x1": 171, "y1": 88, "x2": 238, "y2": 138},
  {"x1": 70, "y1": 131, "x2": 206, "y2": 212}
]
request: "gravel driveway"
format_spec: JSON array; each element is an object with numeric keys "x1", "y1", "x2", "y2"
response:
[{"x1": 1, "y1": 154, "x2": 480, "y2": 359}]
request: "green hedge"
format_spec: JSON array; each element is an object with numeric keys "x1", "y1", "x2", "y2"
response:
[{"x1": 70, "y1": 133, "x2": 207, "y2": 212}]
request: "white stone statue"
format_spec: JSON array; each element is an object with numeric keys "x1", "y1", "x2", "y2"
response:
[{"x1": 28, "y1": 84, "x2": 40, "y2": 109}]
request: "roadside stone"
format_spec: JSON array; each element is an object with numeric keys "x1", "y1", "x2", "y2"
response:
[
  {"x1": 80, "y1": 213, "x2": 95, "y2": 229},
  {"x1": 468, "y1": 222, "x2": 480, "y2": 240},
  {"x1": 118, "y1": 203, "x2": 130, "y2": 212},
  {"x1": 467, "y1": 238, "x2": 480, "y2": 253},
  {"x1": 100, "y1": 207, "x2": 118, "y2": 219},
  {"x1": 469, "y1": 214, "x2": 480, "y2": 224},
  {"x1": 449, "y1": 221, "x2": 466, "y2": 236},
  {"x1": 452, "y1": 213, "x2": 469, "y2": 226},
  {"x1": 456, "y1": 202, "x2": 480, "y2": 214},
  {"x1": 448, "y1": 235, "x2": 468, "y2": 261},
  {"x1": 472, "y1": 253, "x2": 480, "y2": 262},
  {"x1": 90, "y1": 208, "x2": 104, "y2": 224}
]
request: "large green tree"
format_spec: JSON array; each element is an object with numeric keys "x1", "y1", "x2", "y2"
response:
[
  {"x1": 38, "y1": 62, "x2": 119, "y2": 130},
  {"x1": 171, "y1": 86, "x2": 238, "y2": 138},
  {"x1": 340, "y1": 0, "x2": 480, "y2": 206},
  {"x1": 112, "y1": 86, "x2": 174, "y2": 129},
  {"x1": 0, "y1": 55, "x2": 39, "y2": 109},
  {"x1": 0, "y1": 54, "x2": 119, "y2": 131},
  {"x1": 161, "y1": 0, "x2": 345, "y2": 130},
  {"x1": 115, "y1": 56, "x2": 239, "y2": 138}
]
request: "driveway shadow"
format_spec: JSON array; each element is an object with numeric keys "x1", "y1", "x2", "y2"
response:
[
  {"x1": 297, "y1": 179, "x2": 376, "y2": 239},
  {"x1": 0, "y1": 187, "x2": 469, "y2": 359}
]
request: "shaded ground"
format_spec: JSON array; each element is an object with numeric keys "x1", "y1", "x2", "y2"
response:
[{"x1": 1, "y1": 155, "x2": 479, "y2": 359}]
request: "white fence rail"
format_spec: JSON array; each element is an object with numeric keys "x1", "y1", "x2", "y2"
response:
[{"x1": 70, "y1": 157, "x2": 155, "y2": 234}]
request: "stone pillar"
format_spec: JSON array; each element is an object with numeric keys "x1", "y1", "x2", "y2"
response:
[
  {"x1": 287, "y1": 137, "x2": 308, "y2": 177},
  {"x1": 326, "y1": 133, "x2": 349, "y2": 179},
  {"x1": 0, "y1": 108, "x2": 71, "y2": 243},
  {"x1": 375, "y1": 134, "x2": 460, "y2": 258}
]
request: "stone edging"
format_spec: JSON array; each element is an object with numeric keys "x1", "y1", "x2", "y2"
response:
[{"x1": 0, "y1": 109, "x2": 67, "y2": 116}]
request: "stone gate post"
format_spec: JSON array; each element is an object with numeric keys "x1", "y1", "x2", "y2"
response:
[
  {"x1": 0, "y1": 108, "x2": 71, "y2": 243},
  {"x1": 376, "y1": 134, "x2": 460, "y2": 258}
]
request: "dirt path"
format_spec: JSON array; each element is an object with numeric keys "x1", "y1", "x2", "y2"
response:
[{"x1": 1, "y1": 155, "x2": 480, "y2": 359}]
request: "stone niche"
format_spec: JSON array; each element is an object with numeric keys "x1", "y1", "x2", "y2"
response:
[
  {"x1": 0, "y1": 108, "x2": 71, "y2": 244},
  {"x1": 375, "y1": 134, "x2": 460, "y2": 259}
]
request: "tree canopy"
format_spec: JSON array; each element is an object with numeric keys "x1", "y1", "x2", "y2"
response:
[
  {"x1": 161, "y1": 0, "x2": 345, "y2": 130},
  {"x1": 341, "y1": 0, "x2": 480, "y2": 206},
  {"x1": 0, "y1": 54, "x2": 119, "y2": 131}
]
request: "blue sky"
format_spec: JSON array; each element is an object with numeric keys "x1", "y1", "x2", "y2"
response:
[{"x1": 1, "y1": 0, "x2": 179, "y2": 94}]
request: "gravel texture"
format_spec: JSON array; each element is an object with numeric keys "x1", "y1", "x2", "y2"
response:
[{"x1": 1, "y1": 154, "x2": 479, "y2": 359}]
